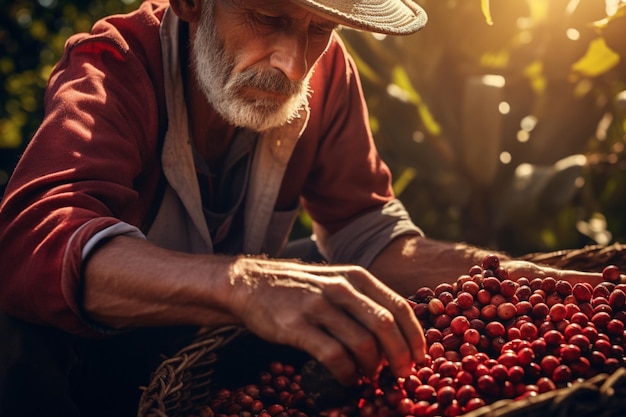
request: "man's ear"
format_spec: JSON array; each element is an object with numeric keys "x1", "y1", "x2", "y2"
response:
[{"x1": 169, "y1": 0, "x2": 202, "y2": 23}]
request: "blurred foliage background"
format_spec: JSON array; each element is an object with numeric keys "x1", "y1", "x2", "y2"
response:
[{"x1": 1, "y1": 0, "x2": 625, "y2": 256}]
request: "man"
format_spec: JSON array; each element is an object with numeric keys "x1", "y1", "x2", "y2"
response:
[{"x1": 0, "y1": 0, "x2": 602, "y2": 416}]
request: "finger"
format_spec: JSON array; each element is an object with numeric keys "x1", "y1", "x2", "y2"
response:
[
  {"x1": 390, "y1": 298, "x2": 427, "y2": 365},
  {"x1": 323, "y1": 278, "x2": 418, "y2": 378},
  {"x1": 290, "y1": 324, "x2": 360, "y2": 386},
  {"x1": 238, "y1": 284, "x2": 363, "y2": 385},
  {"x1": 555, "y1": 269, "x2": 604, "y2": 286},
  {"x1": 347, "y1": 273, "x2": 427, "y2": 367},
  {"x1": 363, "y1": 287, "x2": 427, "y2": 369},
  {"x1": 248, "y1": 273, "x2": 384, "y2": 383},
  {"x1": 310, "y1": 302, "x2": 383, "y2": 379}
]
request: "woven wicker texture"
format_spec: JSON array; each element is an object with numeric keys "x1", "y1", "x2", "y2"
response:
[
  {"x1": 520, "y1": 242, "x2": 626, "y2": 273},
  {"x1": 138, "y1": 326, "x2": 247, "y2": 417},
  {"x1": 138, "y1": 326, "x2": 313, "y2": 417},
  {"x1": 289, "y1": 0, "x2": 427, "y2": 35},
  {"x1": 137, "y1": 243, "x2": 626, "y2": 417},
  {"x1": 460, "y1": 368, "x2": 626, "y2": 417}
]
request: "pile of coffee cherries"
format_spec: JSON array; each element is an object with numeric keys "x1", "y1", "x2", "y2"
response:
[
  {"x1": 189, "y1": 255, "x2": 625, "y2": 417},
  {"x1": 394, "y1": 255, "x2": 625, "y2": 416},
  {"x1": 191, "y1": 360, "x2": 319, "y2": 417}
]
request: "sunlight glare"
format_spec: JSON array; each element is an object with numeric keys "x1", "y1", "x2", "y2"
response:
[
  {"x1": 566, "y1": 28, "x2": 580, "y2": 41},
  {"x1": 565, "y1": 0, "x2": 580, "y2": 15},
  {"x1": 481, "y1": 75, "x2": 505, "y2": 88},
  {"x1": 517, "y1": 130, "x2": 530, "y2": 143},
  {"x1": 606, "y1": 0, "x2": 625, "y2": 15},
  {"x1": 515, "y1": 163, "x2": 534, "y2": 178},
  {"x1": 520, "y1": 115, "x2": 538, "y2": 131}
]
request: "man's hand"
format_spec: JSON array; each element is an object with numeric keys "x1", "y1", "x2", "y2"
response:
[
  {"x1": 227, "y1": 257, "x2": 427, "y2": 386},
  {"x1": 500, "y1": 259, "x2": 623, "y2": 286}
]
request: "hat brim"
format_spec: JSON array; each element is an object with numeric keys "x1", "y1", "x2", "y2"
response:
[{"x1": 289, "y1": 0, "x2": 427, "y2": 35}]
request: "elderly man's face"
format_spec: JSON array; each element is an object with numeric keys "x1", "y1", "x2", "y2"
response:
[{"x1": 192, "y1": 0, "x2": 337, "y2": 132}]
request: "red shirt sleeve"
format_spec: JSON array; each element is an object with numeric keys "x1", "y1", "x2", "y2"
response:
[{"x1": 0, "y1": 2, "x2": 168, "y2": 337}]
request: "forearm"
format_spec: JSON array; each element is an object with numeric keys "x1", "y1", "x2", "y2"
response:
[
  {"x1": 369, "y1": 235, "x2": 508, "y2": 297},
  {"x1": 82, "y1": 235, "x2": 239, "y2": 330},
  {"x1": 368, "y1": 234, "x2": 614, "y2": 297},
  {"x1": 83, "y1": 235, "x2": 427, "y2": 384}
]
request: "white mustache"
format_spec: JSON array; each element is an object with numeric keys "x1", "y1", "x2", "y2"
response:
[{"x1": 229, "y1": 69, "x2": 303, "y2": 98}]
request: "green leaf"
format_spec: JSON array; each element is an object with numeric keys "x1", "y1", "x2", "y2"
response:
[
  {"x1": 523, "y1": 60, "x2": 546, "y2": 94},
  {"x1": 481, "y1": 0, "x2": 493, "y2": 25},
  {"x1": 480, "y1": 50, "x2": 510, "y2": 69},
  {"x1": 527, "y1": 0, "x2": 549, "y2": 23},
  {"x1": 390, "y1": 66, "x2": 442, "y2": 136},
  {"x1": 571, "y1": 37, "x2": 620, "y2": 77},
  {"x1": 393, "y1": 167, "x2": 417, "y2": 196},
  {"x1": 0, "y1": 118, "x2": 23, "y2": 148},
  {"x1": 341, "y1": 35, "x2": 385, "y2": 87}
]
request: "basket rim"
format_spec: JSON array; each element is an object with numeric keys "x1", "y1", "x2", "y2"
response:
[
  {"x1": 460, "y1": 368, "x2": 626, "y2": 417},
  {"x1": 137, "y1": 325, "x2": 248, "y2": 417}
]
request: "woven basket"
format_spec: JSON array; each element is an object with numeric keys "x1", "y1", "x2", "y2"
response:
[
  {"x1": 138, "y1": 326, "x2": 316, "y2": 417},
  {"x1": 138, "y1": 243, "x2": 626, "y2": 417},
  {"x1": 138, "y1": 325, "x2": 247, "y2": 417},
  {"x1": 519, "y1": 242, "x2": 626, "y2": 273},
  {"x1": 460, "y1": 367, "x2": 626, "y2": 417}
]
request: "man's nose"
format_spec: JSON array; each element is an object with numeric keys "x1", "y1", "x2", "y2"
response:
[{"x1": 270, "y1": 31, "x2": 309, "y2": 81}]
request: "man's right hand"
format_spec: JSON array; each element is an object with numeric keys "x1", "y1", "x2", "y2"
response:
[{"x1": 226, "y1": 256, "x2": 427, "y2": 385}]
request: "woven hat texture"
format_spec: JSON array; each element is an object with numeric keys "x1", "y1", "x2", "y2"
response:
[{"x1": 289, "y1": 0, "x2": 427, "y2": 35}]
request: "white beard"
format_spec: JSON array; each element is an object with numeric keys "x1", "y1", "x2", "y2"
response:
[{"x1": 191, "y1": 2, "x2": 312, "y2": 132}]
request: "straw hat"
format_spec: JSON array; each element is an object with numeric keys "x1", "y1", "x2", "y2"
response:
[{"x1": 289, "y1": 0, "x2": 427, "y2": 35}]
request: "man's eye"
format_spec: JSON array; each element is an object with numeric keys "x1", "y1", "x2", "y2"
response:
[
  {"x1": 254, "y1": 12, "x2": 283, "y2": 26},
  {"x1": 310, "y1": 24, "x2": 337, "y2": 37}
]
